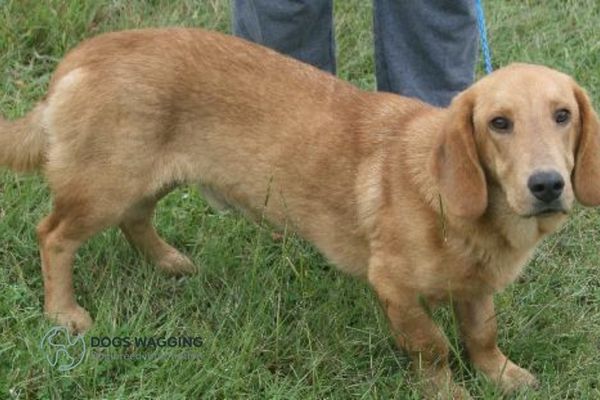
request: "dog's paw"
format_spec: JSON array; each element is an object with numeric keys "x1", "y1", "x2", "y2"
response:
[
  {"x1": 431, "y1": 384, "x2": 472, "y2": 400},
  {"x1": 46, "y1": 305, "x2": 93, "y2": 334},
  {"x1": 416, "y1": 366, "x2": 473, "y2": 400},
  {"x1": 420, "y1": 382, "x2": 472, "y2": 400},
  {"x1": 495, "y1": 361, "x2": 539, "y2": 393},
  {"x1": 450, "y1": 386, "x2": 473, "y2": 400},
  {"x1": 157, "y1": 250, "x2": 197, "y2": 276}
]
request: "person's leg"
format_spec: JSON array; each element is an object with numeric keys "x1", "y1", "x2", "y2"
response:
[
  {"x1": 233, "y1": 0, "x2": 336, "y2": 74},
  {"x1": 373, "y1": 0, "x2": 477, "y2": 107}
]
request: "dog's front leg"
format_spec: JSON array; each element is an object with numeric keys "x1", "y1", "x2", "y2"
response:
[
  {"x1": 454, "y1": 295, "x2": 538, "y2": 392},
  {"x1": 368, "y1": 263, "x2": 470, "y2": 399}
]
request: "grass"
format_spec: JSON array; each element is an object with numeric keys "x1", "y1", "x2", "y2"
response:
[{"x1": 1, "y1": 0, "x2": 599, "y2": 398}]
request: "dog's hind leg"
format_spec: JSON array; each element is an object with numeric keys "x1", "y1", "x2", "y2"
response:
[
  {"x1": 119, "y1": 195, "x2": 196, "y2": 276},
  {"x1": 37, "y1": 198, "x2": 118, "y2": 333}
]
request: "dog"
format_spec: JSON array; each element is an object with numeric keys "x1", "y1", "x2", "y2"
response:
[{"x1": 1, "y1": 28, "x2": 599, "y2": 398}]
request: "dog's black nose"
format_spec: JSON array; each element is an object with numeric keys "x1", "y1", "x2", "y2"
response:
[{"x1": 528, "y1": 171, "x2": 564, "y2": 203}]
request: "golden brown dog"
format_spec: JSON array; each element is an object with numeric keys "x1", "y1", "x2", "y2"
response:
[{"x1": 1, "y1": 28, "x2": 599, "y2": 398}]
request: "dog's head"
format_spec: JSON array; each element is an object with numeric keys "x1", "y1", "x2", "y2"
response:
[{"x1": 432, "y1": 63, "x2": 600, "y2": 219}]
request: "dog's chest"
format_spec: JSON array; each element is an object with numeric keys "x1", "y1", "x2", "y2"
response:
[
  {"x1": 471, "y1": 244, "x2": 534, "y2": 294},
  {"x1": 446, "y1": 219, "x2": 544, "y2": 295},
  {"x1": 458, "y1": 211, "x2": 568, "y2": 295}
]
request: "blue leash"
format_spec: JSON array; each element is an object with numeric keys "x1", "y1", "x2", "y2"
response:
[{"x1": 475, "y1": 0, "x2": 493, "y2": 74}]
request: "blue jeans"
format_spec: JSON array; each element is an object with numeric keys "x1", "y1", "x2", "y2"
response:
[{"x1": 233, "y1": 0, "x2": 477, "y2": 107}]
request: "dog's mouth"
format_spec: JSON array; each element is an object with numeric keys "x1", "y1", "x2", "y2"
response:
[{"x1": 522, "y1": 204, "x2": 568, "y2": 218}]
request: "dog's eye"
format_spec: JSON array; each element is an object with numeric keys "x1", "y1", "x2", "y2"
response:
[
  {"x1": 554, "y1": 109, "x2": 571, "y2": 124},
  {"x1": 489, "y1": 117, "x2": 513, "y2": 133}
]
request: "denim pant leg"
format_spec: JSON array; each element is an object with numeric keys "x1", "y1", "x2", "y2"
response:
[
  {"x1": 373, "y1": 0, "x2": 477, "y2": 106},
  {"x1": 232, "y1": 0, "x2": 336, "y2": 74}
]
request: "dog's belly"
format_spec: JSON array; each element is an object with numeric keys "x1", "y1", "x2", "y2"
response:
[{"x1": 196, "y1": 176, "x2": 371, "y2": 277}]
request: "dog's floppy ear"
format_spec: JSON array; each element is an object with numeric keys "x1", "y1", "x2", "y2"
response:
[
  {"x1": 431, "y1": 91, "x2": 487, "y2": 218},
  {"x1": 572, "y1": 84, "x2": 600, "y2": 206}
]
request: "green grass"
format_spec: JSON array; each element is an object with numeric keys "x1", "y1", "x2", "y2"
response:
[{"x1": 1, "y1": 0, "x2": 599, "y2": 398}]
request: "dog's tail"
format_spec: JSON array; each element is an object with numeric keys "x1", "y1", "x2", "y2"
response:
[{"x1": 0, "y1": 103, "x2": 47, "y2": 172}]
